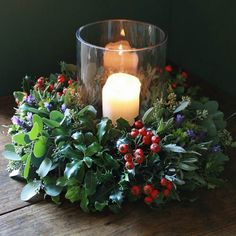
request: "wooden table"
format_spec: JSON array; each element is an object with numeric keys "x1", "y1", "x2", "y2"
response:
[{"x1": 0, "y1": 94, "x2": 236, "y2": 236}]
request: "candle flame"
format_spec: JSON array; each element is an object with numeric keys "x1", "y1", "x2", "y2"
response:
[{"x1": 120, "y1": 29, "x2": 125, "y2": 37}]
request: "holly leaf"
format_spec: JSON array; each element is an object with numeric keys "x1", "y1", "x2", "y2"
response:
[
  {"x1": 64, "y1": 160, "x2": 83, "y2": 179},
  {"x1": 78, "y1": 105, "x2": 97, "y2": 119},
  {"x1": 116, "y1": 118, "x2": 130, "y2": 131},
  {"x1": 85, "y1": 142, "x2": 102, "y2": 156},
  {"x1": 84, "y1": 170, "x2": 97, "y2": 196},
  {"x1": 83, "y1": 156, "x2": 93, "y2": 168},
  {"x1": 97, "y1": 118, "x2": 112, "y2": 143}
]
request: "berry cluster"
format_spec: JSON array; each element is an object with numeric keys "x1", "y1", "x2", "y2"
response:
[
  {"x1": 33, "y1": 74, "x2": 74, "y2": 97},
  {"x1": 131, "y1": 178, "x2": 173, "y2": 205}
]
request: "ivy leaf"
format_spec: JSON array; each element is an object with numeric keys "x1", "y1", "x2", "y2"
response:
[
  {"x1": 64, "y1": 160, "x2": 83, "y2": 179},
  {"x1": 44, "y1": 184, "x2": 63, "y2": 197},
  {"x1": 28, "y1": 122, "x2": 39, "y2": 140},
  {"x1": 2, "y1": 144, "x2": 21, "y2": 160},
  {"x1": 32, "y1": 114, "x2": 43, "y2": 132},
  {"x1": 84, "y1": 170, "x2": 97, "y2": 196},
  {"x1": 83, "y1": 156, "x2": 93, "y2": 168},
  {"x1": 36, "y1": 158, "x2": 52, "y2": 178},
  {"x1": 23, "y1": 154, "x2": 31, "y2": 179},
  {"x1": 95, "y1": 201, "x2": 108, "y2": 211},
  {"x1": 174, "y1": 101, "x2": 190, "y2": 113},
  {"x1": 163, "y1": 144, "x2": 186, "y2": 153},
  {"x1": 97, "y1": 118, "x2": 112, "y2": 143},
  {"x1": 42, "y1": 118, "x2": 60, "y2": 128},
  {"x1": 33, "y1": 136, "x2": 47, "y2": 158},
  {"x1": 20, "y1": 181, "x2": 41, "y2": 201},
  {"x1": 50, "y1": 110, "x2": 64, "y2": 123},
  {"x1": 85, "y1": 142, "x2": 102, "y2": 156}
]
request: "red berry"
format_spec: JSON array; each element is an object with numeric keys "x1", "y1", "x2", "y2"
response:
[
  {"x1": 37, "y1": 77, "x2": 44, "y2": 85},
  {"x1": 144, "y1": 196, "x2": 153, "y2": 204},
  {"x1": 48, "y1": 84, "x2": 54, "y2": 92},
  {"x1": 130, "y1": 129, "x2": 139, "y2": 138},
  {"x1": 125, "y1": 161, "x2": 134, "y2": 170},
  {"x1": 160, "y1": 178, "x2": 168, "y2": 186},
  {"x1": 163, "y1": 189, "x2": 171, "y2": 197},
  {"x1": 151, "y1": 136, "x2": 161, "y2": 144},
  {"x1": 150, "y1": 143, "x2": 161, "y2": 153},
  {"x1": 57, "y1": 92, "x2": 63, "y2": 97},
  {"x1": 124, "y1": 153, "x2": 133, "y2": 162},
  {"x1": 165, "y1": 65, "x2": 172, "y2": 73},
  {"x1": 57, "y1": 75, "x2": 65, "y2": 84},
  {"x1": 142, "y1": 135, "x2": 151, "y2": 145},
  {"x1": 150, "y1": 189, "x2": 159, "y2": 199},
  {"x1": 134, "y1": 120, "x2": 144, "y2": 129},
  {"x1": 143, "y1": 184, "x2": 153, "y2": 195},
  {"x1": 166, "y1": 181, "x2": 173, "y2": 190},
  {"x1": 146, "y1": 130, "x2": 153, "y2": 137},
  {"x1": 119, "y1": 144, "x2": 129, "y2": 154},
  {"x1": 131, "y1": 185, "x2": 141, "y2": 196},
  {"x1": 135, "y1": 155, "x2": 144, "y2": 164},
  {"x1": 68, "y1": 79, "x2": 74, "y2": 85},
  {"x1": 139, "y1": 127, "x2": 147, "y2": 136},
  {"x1": 172, "y1": 83, "x2": 177, "y2": 89},
  {"x1": 181, "y1": 71, "x2": 188, "y2": 79},
  {"x1": 134, "y1": 148, "x2": 144, "y2": 157}
]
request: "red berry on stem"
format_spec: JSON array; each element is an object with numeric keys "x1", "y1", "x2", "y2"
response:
[
  {"x1": 142, "y1": 135, "x2": 151, "y2": 145},
  {"x1": 181, "y1": 71, "x2": 188, "y2": 79},
  {"x1": 119, "y1": 144, "x2": 129, "y2": 154},
  {"x1": 131, "y1": 185, "x2": 141, "y2": 196},
  {"x1": 135, "y1": 155, "x2": 144, "y2": 164},
  {"x1": 160, "y1": 178, "x2": 168, "y2": 186},
  {"x1": 146, "y1": 130, "x2": 153, "y2": 137},
  {"x1": 172, "y1": 83, "x2": 177, "y2": 89},
  {"x1": 57, "y1": 92, "x2": 63, "y2": 97},
  {"x1": 139, "y1": 127, "x2": 147, "y2": 136},
  {"x1": 125, "y1": 161, "x2": 134, "y2": 170},
  {"x1": 134, "y1": 120, "x2": 144, "y2": 129},
  {"x1": 150, "y1": 189, "x2": 159, "y2": 199},
  {"x1": 68, "y1": 79, "x2": 74, "y2": 85},
  {"x1": 144, "y1": 196, "x2": 153, "y2": 204},
  {"x1": 150, "y1": 143, "x2": 161, "y2": 153},
  {"x1": 165, "y1": 65, "x2": 172, "y2": 73},
  {"x1": 130, "y1": 129, "x2": 139, "y2": 138},
  {"x1": 143, "y1": 184, "x2": 153, "y2": 195},
  {"x1": 151, "y1": 136, "x2": 161, "y2": 144},
  {"x1": 134, "y1": 148, "x2": 144, "y2": 157},
  {"x1": 37, "y1": 77, "x2": 44, "y2": 85},
  {"x1": 163, "y1": 189, "x2": 171, "y2": 197},
  {"x1": 48, "y1": 84, "x2": 54, "y2": 92},
  {"x1": 166, "y1": 181, "x2": 173, "y2": 190},
  {"x1": 57, "y1": 75, "x2": 65, "y2": 84},
  {"x1": 124, "y1": 153, "x2": 133, "y2": 162}
]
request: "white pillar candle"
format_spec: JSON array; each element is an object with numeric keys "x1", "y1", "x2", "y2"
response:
[{"x1": 102, "y1": 73, "x2": 141, "y2": 125}]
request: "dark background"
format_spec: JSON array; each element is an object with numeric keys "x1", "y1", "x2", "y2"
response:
[{"x1": 0, "y1": 0, "x2": 235, "y2": 98}]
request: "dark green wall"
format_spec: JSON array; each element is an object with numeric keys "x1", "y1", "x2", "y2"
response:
[{"x1": 1, "y1": 0, "x2": 235, "y2": 98}]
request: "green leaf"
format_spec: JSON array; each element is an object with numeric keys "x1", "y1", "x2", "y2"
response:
[
  {"x1": 142, "y1": 107, "x2": 154, "y2": 124},
  {"x1": 42, "y1": 118, "x2": 60, "y2": 128},
  {"x1": 44, "y1": 184, "x2": 63, "y2": 197},
  {"x1": 84, "y1": 156, "x2": 93, "y2": 168},
  {"x1": 80, "y1": 188, "x2": 89, "y2": 212},
  {"x1": 65, "y1": 186, "x2": 81, "y2": 203},
  {"x1": 103, "y1": 153, "x2": 119, "y2": 169},
  {"x1": 28, "y1": 122, "x2": 39, "y2": 140},
  {"x1": 78, "y1": 105, "x2": 97, "y2": 119},
  {"x1": 204, "y1": 101, "x2": 218, "y2": 114},
  {"x1": 163, "y1": 144, "x2": 186, "y2": 153},
  {"x1": 85, "y1": 142, "x2": 102, "y2": 156},
  {"x1": 13, "y1": 91, "x2": 26, "y2": 103},
  {"x1": 50, "y1": 110, "x2": 64, "y2": 122},
  {"x1": 95, "y1": 201, "x2": 108, "y2": 211},
  {"x1": 32, "y1": 114, "x2": 43, "y2": 132},
  {"x1": 64, "y1": 160, "x2": 83, "y2": 179},
  {"x1": 23, "y1": 154, "x2": 31, "y2": 179},
  {"x1": 36, "y1": 158, "x2": 52, "y2": 178},
  {"x1": 179, "y1": 163, "x2": 198, "y2": 171},
  {"x1": 97, "y1": 118, "x2": 112, "y2": 143},
  {"x1": 2, "y1": 144, "x2": 21, "y2": 160},
  {"x1": 20, "y1": 181, "x2": 41, "y2": 201},
  {"x1": 84, "y1": 170, "x2": 97, "y2": 196},
  {"x1": 12, "y1": 133, "x2": 28, "y2": 145},
  {"x1": 71, "y1": 132, "x2": 84, "y2": 143},
  {"x1": 33, "y1": 136, "x2": 47, "y2": 158},
  {"x1": 182, "y1": 157, "x2": 198, "y2": 163},
  {"x1": 174, "y1": 101, "x2": 190, "y2": 113},
  {"x1": 116, "y1": 118, "x2": 130, "y2": 130}
]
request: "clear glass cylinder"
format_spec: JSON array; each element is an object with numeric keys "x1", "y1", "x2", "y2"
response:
[{"x1": 76, "y1": 19, "x2": 167, "y2": 120}]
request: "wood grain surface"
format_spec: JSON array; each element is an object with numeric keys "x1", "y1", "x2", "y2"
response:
[{"x1": 0, "y1": 93, "x2": 235, "y2": 236}]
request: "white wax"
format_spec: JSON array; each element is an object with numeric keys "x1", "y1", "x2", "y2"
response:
[{"x1": 102, "y1": 73, "x2": 141, "y2": 125}]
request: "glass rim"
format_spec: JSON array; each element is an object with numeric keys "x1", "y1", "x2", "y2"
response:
[{"x1": 76, "y1": 19, "x2": 168, "y2": 52}]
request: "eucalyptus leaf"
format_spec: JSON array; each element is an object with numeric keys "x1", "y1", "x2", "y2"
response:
[
  {"x1": 164, "y1": 144, "x2": 186, "y2": 153},
  {"x1": 28, "y1": 122, "x2": 39, "y2": 140},
  {"x1": 44, "y1": 184, "x2": 63, "y2": 197},
  {"x1": 174, "y1": 101, "x2": 190, "y2": 113},
  {"x1": 23, "y1": 154, "x2": 31, "y2": 179},
  {"x1": 32, "y1": 114, "x2": 43, "y2": 132},
  {"x1": 33, "y1": 136, "x2": 47, "y2": 158},
  {"x1": 20, "y1": 181, "x2": 41, "y2": 201},
  {"x1": 12, "y1": 133, "x2": 27, "y2": 145},
  {"x1": 36, "y1": 158, "x2": 52, "y2": 178},
  {"x1": 50, "y1": 110, "x2": 64, "y2": 122},
  {"x1": 2, "y1": 144, "x2": 21, "y2": 160}
]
